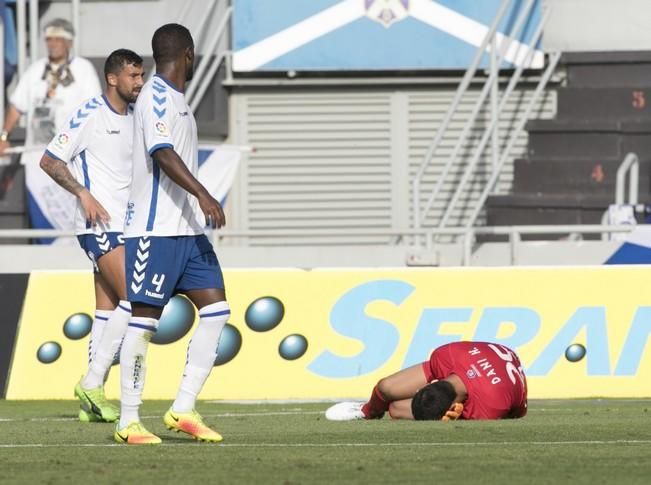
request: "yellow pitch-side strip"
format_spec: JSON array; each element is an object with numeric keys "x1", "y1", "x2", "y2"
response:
[{"x1": 7, "y1": 267, "x2": 651, "y2": 400}]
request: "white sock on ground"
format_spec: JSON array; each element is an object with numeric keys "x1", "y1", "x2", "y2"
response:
[
  {"x1": 172, "y1": 301, "x2": 230, "y2": 413},
  {"x1": 118, "y1": 316, "x2": 158, "y2": 429},
  {"x1": 82, "y1": 301, "x2": 131, "y2": 389}
]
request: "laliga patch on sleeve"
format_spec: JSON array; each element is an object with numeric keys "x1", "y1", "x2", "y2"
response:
[
  {"x1": 55, "y1": 133, "x2": 70, "y2": 147},
  {"x1": 155, "y1": 121, "x2": 169, "y2": 137}
]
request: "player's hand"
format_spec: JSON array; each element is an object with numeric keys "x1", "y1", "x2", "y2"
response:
[
  {"x1": 198, "y1": 191, "x2": 225, "y2": 229},
  {"x1": 441, "y1": 402, "x2": 464, "y2": 421},
  {"x1": 78, "y1": 189, "x2": 110, "y2": 226}
]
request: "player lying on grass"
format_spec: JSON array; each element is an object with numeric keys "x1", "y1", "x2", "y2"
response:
[{"x1": 326, "y1": 341, "x2": 528, "y2": 421}]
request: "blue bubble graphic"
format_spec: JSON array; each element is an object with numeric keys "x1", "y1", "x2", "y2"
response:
[
  {"x1": 37, "y1": 341, "x2": 62, "y2": 364},
  {"x1": 565, "y1": 343, "x2": 587, "y2": 362},
  {"x1": 63, "y1": 313, "x2": 93, "y2": 340},
  {"x1": 245, "y1": 296, "x2": 284, "y2": 332},
  {"x1": 151, "y1": 295, "x2": 196, "y2": 345},
  {"x1": 214, "y1": 324, "x2": 242, "y2": 366},
  {"x1": 278, "y1": 334, "x2": 308, "y2": 361}
]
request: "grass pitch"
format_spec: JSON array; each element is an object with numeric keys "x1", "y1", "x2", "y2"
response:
[{"x1": 1, "y1": 399, "x2": 651, "y2": 484}]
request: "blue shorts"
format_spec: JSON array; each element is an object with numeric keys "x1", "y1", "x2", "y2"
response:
[
  {"x1": 77, "y1": 232, "x2": 125, "y2": 273},
  {"x1": 125, "y1": 234, "x2": 224, "y2": 306}
]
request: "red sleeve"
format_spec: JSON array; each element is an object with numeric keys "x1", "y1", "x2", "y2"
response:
[
  {"x1": 421, "y1": 361, "x2": 434, "y2": 382},
  {"x1": 426, "y1": 344, "x2": 454, "y2": 383}
]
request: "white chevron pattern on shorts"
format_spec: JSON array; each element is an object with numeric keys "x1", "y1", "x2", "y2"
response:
[
  {"x1": 96, "y1": 233, "x2": 111, "y2": 253},
  {"x1": 139, "y1": 237, "x2": 151, "y2": 251},
  {"x1": 130, "y1": 236, "x2": 150, "y2": 294}
]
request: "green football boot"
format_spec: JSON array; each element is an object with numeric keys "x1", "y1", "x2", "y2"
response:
[{"x1": 74, "y1": 381, "x2": 119, "y2": 423}]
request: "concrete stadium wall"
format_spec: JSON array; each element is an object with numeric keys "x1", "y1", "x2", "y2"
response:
[{"x1": 543, "y1": 0, "x2": 651, "y2": 52}]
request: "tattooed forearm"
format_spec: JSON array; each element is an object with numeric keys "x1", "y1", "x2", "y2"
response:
[{"x1": 40, "y1": 155, "x2": 85, "y2": 196}]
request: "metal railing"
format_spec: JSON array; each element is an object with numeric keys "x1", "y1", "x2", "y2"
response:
[
  {"x1": 0, "y1": 224, "x2": 634, "y2": 266},
  {"x1": 412, "y1": 0, "x2": 512, "y2": 231},
  {"x1": 616, "y1": 152, "x2": 639, "y2": 206},
  {"x1": 412, "y1": 0, "x2": 554, "y2": 236},
  {"x1": 187, "y1": 2, "x2": 232, "y2": 112},
  {"x1": 10, "y1": 0, "x2": 229, "y2": 120},
  {"x1": 600, "y1": 152, "x2": 640, "y2": 240},
  {"x1": 153, "y1": 0, "x2": 232, "y2": 113},
  {"x1": 466, "y1": 51, "x2": 562, "y2": 229}
]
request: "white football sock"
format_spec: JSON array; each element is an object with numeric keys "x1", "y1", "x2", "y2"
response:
[
  {"x1": 172, "y1": 301, "x2": 229, "y2": 413},
  {"x1": 119, "y1": 316, "x2": 158, "y2": 429},
  {"x1": 87, "y1": 309, "x2": 111, "y2": 365},
  {"x1": 82, "y1": 301, "x2": 131, "y2": 389}
]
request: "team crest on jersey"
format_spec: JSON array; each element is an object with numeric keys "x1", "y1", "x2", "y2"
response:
[
  {"x1": 155, "y1": 121, "x2": 169, "y2": 136},
  {"x1": 55, "y1": 133, "x2": 70, "y2": 147}
]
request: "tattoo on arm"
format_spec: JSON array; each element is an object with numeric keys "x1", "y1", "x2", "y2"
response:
[{"x1": 40, "y1": 156, "x2": 84, "y2": 196}]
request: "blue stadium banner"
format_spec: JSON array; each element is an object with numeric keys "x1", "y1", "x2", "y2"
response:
[{"x1": 232, "y1": 0, "x2": 544, "y2": 72}]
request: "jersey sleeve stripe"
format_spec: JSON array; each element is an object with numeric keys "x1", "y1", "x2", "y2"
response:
[
  {"x1": 145, "y1": 161, "x2": 161, "y2": 232},
  {"x1": 149, "y1": 143, "x2": 174, "y2": 156},
  {"x1": 80, "y1": 150, "x2": 91, "y2": 190},
  {"x1": 80, "y1": 150, "x2": 91, "y2": 229},
  {"x1": 44, "y1": 149, "x2": 65, "y2": 163}
]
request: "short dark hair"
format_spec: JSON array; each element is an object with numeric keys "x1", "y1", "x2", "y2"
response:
[
  {"x1": 411, "y1": 381, "x2": 457, "y2": 420},
  {"x1": 104, "y1": 49, "x2": 143, "y2": 81},
  {"x1": 152, "y1": 23, "x2": 194, "y2": 64}
]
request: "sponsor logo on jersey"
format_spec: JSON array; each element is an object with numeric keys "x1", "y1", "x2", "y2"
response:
[
  {"x1": 106, "y1": 129, "x2": 121, "y2": 135},
  {"x1": 145, "y1": 289, "x2": 165, "y2": 299},
  {"x1": 55, "y1": 133, "x2": 70, "y2": 147},
  {"x1": 155, "y1": 121, "x2": 169, "y2": 136},
  {"x1": 179, "y1": 111, "x2": 189, "y2": 117}
]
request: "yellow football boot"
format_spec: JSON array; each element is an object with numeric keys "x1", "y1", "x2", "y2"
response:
[
  {"x1": 163, "y1": 409, "x2": 223, "y2": 442},
  {"x1": 114, "y1": 421, "x2": 162, "y2": 445}
]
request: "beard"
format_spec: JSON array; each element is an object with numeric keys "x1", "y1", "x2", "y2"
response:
[{"x1": 118, "y1": 86, "x2": 140, "y2": 104}]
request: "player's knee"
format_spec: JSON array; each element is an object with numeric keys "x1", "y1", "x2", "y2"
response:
[{"x1": 376, "y1": 377, "x2": 392, "y2": 400}]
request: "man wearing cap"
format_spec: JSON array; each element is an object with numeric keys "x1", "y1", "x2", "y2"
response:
[{"x1": 0, "y1": 18, "x2": 100, "y2": 239}]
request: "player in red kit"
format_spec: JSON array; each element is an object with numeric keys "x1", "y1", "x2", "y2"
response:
[{"x1": 325, "y1": 341, "x2": 527, "y2": 421}]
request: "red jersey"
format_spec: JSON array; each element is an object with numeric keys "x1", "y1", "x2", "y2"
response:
[{"x1": 422, "y1": 341, "x2": 528, "y2": 420}]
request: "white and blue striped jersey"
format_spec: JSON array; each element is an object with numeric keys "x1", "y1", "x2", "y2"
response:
[
  {"x1": 124, "y1": 74, "x2": 203, "y2": 237},
  {"x1": 45, "y1": 95, "x2": 133, "y2": 235}
]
